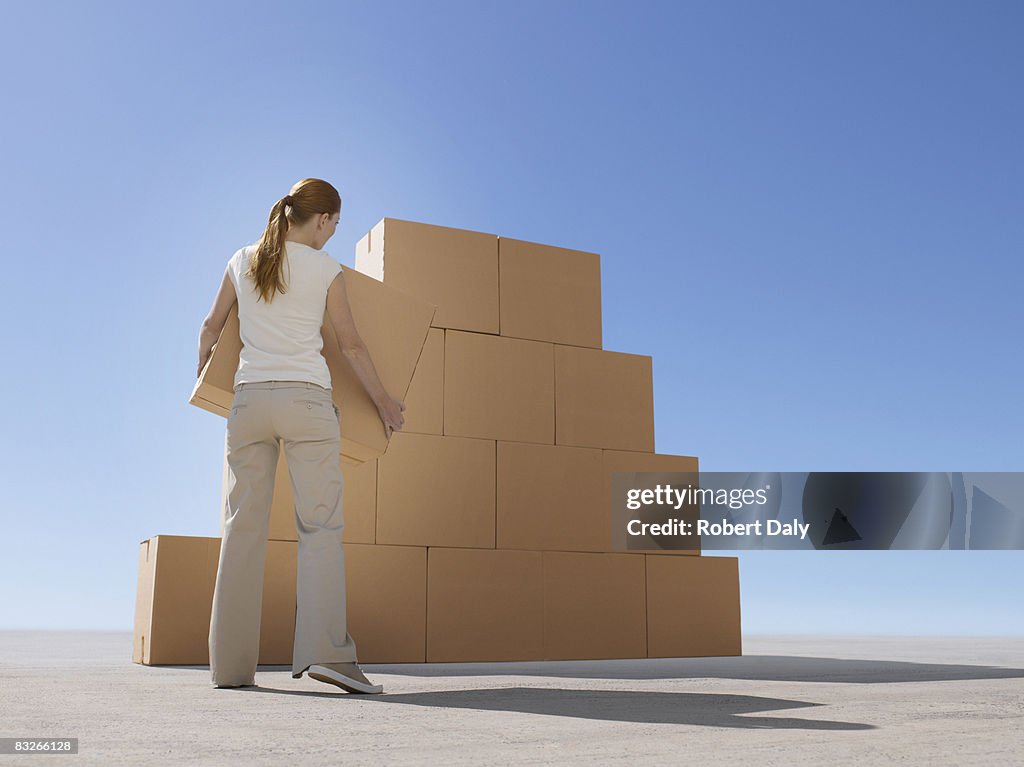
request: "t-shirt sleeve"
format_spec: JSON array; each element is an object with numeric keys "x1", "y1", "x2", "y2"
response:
[
  {"x1": 323, "y1": 254, "x2": 343, "y2": 292},
  {"x1": 225, "y1": 246, "x2": 247, "y2": 291}
]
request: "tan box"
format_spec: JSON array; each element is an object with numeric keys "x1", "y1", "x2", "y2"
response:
[
  {"x1": 498, "y1": 236, "x2": 602, "y2": 349},
  {"x1": 191, "y1": 308, "x2": 241, "y2": 416},
  {"x1": 443, "y1": 329, "x2": 554, "y2": 444},
  {"x1": 190, "y1": 265, "x2": 436, "y2": 467},
  {"x1": 400, "y1": 327, "x2": 444, "y2": 435},
  {"x1": 345, "y1": 543, "x2": 427, "y2": 663},
  {"x1": 340, "y1": 458, "x2": 378, "y2": 544},
  {"x1": 132, "y1": 535, "x2": 296, "y2": 665},
  {"x1": 134, "y1": 538, "x2": 740, "y2": 665},
  {"x1": 356, "y1": 218, "x2": 499, "y2": 333},
  {"x1": 542, "y1": 551, "x2": 646, "y2": 660},
  {"x1": 219, "y1": 442, "x2": 377, "y2": 544},
  {"x1": 646, "y1": 554, "x2": 741, "y2": 658},
  {"x1": 133, "y1": 536, "x2": 431, "y2": 665},
  {"x1": 496, "y1": 441, "x2": 608, "y2": 552},
  {"x1": 376, "y1": 432, "x2": 495, "y2": 548},
  {"x1": 603, "y1": 448, "x2": 701, "y2": 555},
  {"x1": 259, "y1": 536, "x2": 299, "y2": 662},
  {"x1": 426, "y1": 547, "x2": 544, "y2": 662},
  {"x1": 133, "y1": 535, "x2": 217, "y2": 665},
  {"x1": 554, "y1": 344, "x2": 654, "y2": 451}
]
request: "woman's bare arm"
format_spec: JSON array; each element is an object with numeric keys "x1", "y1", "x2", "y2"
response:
[
  {"x1": 325, "y1": 270, "x2": 405, "y2": 435},
  {"x1": 197, "y1": 267, "x2": 237, "y2": 378}
]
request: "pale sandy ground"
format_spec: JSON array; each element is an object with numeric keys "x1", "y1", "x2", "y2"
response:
[{"x1": 1, "y1": 631, "x2": 1021, "y2": 766}]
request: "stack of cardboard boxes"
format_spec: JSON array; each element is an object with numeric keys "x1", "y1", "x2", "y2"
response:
[{"x1": 134, "y1": 218, "x2": 741, "y2": 667}]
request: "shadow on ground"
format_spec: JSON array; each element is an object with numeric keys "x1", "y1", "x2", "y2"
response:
[
  {"x1": 214, "y1": 684, "x2": 876, "y2": 731},
  {"x1": 162, "y1": 654, "x2": 1024, "y2": 685}
]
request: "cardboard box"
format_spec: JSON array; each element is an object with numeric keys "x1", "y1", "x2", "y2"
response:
[
  {"x1": 496, "y1": 441, "x2": 607, "y2": 552},
  {"x1": 132, "y1": 535, "x2": 297, "y2": 665},
  {"x1": 542, "y1": 551, "x2": 647, "y2": 660},
  {"x1": 191, "y1": 308, "x2": 241, "y2": 416},
  {"x1": 603, "y1": 448, "x2": 701, "y2": 555},
  {"x1": 555, "y1": 344, "x2": 655, "y2": 451},
  {"x1": 135, "y1": 536, "x2": 741, "y2": 664},
  {"x1": 498, "y1": 236, "x2": 602, "y2": 349},
  {"x1": 400, "y1": 327, "x2": 444, "y2": 435},
  {"x1": 426, "y1": 547, "x2": 544, "y2": 662},
  {"x1": 345, "y1": 543, "x2": 427, "y2": 663},
  {"x1": 376, "y1": 431, "x2": 496, "y2": 548},
  {"x1": 190, "y1": 265, "x2": 436, "y2": 467},
  {"x1": 497, "y1": 441, "x2": 702, "y2": 555},
  {"x1": 443, "y1": 329, "x2": 554, "y2": 443},
  {"x1": 219, "y1": 441, "x2": 378, "y2": 544},
  {"x1": 133, "y1": 535, "x2": 217, "y2": 665},
  {"x1": 646, "y1": 554, "x2": 742, "y2": 658},
  {"x1": 133, "y1": 536, "x2": 429, "y2": 666},
  {"x1": 356, "y1": 218, "x2": 499, "y2": 333}
]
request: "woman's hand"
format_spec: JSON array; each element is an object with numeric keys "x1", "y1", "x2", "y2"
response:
[
  {"x1": 197, "y1": 347, "x2": 213, "y2": 379},
  {"x1": 375, "y1": 394, "x2": 406, "y2": 439}
]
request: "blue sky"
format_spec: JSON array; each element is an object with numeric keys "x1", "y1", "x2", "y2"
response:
[{"x1": 1, "y1": 0, "x2": 1021, "y2": 634}]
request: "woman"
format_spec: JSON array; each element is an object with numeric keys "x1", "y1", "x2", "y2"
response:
[{"x1": 196, "y1": 178, "x2": 404, "y2": 693}]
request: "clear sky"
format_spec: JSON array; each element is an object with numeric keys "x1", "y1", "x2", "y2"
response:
[{"x1": 1, "y1": 0, "x2": 1021, "y2": 634}]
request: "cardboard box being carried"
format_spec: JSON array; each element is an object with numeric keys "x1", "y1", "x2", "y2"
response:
[{"x1": 190, "y1": 265, "x2": 436, "y2": 466}]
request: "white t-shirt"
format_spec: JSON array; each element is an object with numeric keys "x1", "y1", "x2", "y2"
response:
[{"x1": 225, "y1": 240, "x2": 343, "y2": 391}]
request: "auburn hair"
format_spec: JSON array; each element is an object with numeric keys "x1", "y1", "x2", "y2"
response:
[{"x1": 245, "y1": 178, "x2": 341, "y2": 303}]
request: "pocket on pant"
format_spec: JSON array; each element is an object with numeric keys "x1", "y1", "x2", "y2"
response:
[
  {"x1": 294, "y1": 398, "x2": 331, "y2": 411},
  {"x1": 292, "y1": 397, "x2": 339, "y2": 427},
  {"x1": 229, "y1": 388, "x2": 250, "y2": 414}
]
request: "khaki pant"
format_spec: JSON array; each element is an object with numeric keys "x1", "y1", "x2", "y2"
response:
[{"x1": 209, "y1": 379, "x2": 358, "y2": 687}]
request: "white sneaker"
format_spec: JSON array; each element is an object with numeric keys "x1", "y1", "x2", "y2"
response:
[{"x1": 308, "y1": 662, "x2": 384, "y2": 694}]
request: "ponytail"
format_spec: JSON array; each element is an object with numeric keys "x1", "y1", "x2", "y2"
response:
[{"x1": 245, "y1": 178, "x2": 341, "y2": 303}]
